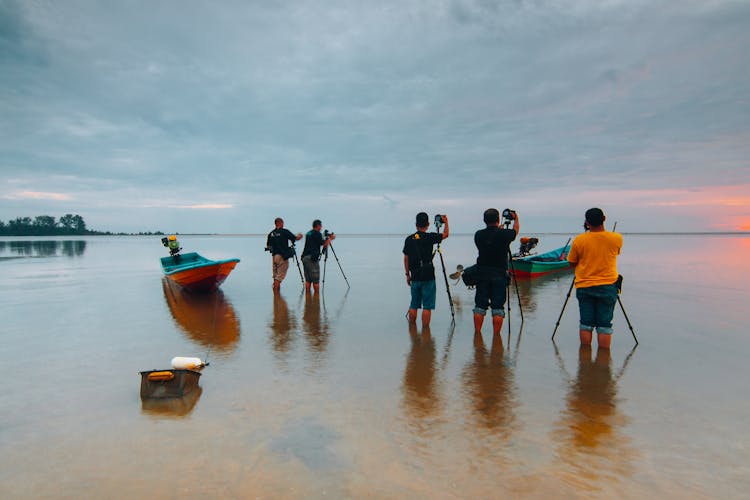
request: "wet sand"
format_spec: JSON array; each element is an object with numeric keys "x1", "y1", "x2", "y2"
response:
[{"x1": 1, "y1": 234, "x2": 748, "y2": 498}]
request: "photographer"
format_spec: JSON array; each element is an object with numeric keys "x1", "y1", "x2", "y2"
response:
[
  {"x1": 473, "y1": 208, "x2": 519, "y2": 335},
  {"x1": 403, "y1": 212, "x2": 449, "y2": 327},
  {"x1": 566, "y1": 208, "x2": 622, "y2": 350},
  {"x1": 301, "y1": 219, "x2": 335, "y2": 293},
  {"x1": 266, "y1": 217, "x2": 302, "y2": 291}
]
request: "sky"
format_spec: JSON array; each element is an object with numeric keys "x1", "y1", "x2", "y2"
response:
[{"x1": 1, "y1": 0, "x2": 749, "y2": 234}]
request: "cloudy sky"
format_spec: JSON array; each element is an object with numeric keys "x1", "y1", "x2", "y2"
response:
[{"x1": 1, "y1": 0, "x2": 749, "y2": 233}]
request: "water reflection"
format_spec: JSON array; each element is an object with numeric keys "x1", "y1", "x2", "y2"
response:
[
  {"x1": 515, "y1": 272, "x2": 572, "y2": 314},
  {"x1": 268, "y1": 291, "x2": 298, "y2": 360},
  {"x1": 0, "y1": 240, "x2": 86, "y2": 258},
  {"x1": 162, "y1": 279, "x2": 240, "y2": 354},
  {"x1": 140, "y1": 386, "x2": 203, "y2": 418},
  {"x1": 461, "y1": 332, "x2": 517, "y2": 434},
  {"x1": 402, "y1": 324, "x2": 442, "y2": 428},
  {"x1": 302, "y1": 291, "x2": 330, "y2": 366},
  {"x1": 552, "y1": 345, "x2": 636, "y2": 490}
]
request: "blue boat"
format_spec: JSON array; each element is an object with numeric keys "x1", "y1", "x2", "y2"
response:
[{"x1": 160, "y1": 252, "x2": 240, "y2": 292}]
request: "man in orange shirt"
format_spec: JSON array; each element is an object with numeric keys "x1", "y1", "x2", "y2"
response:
[{"x1": 566, "y1": 208, "x2": 623, "y2": 349}]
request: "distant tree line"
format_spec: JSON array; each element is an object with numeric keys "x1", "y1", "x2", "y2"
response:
[{"x1": 0, "y1": 214, "x2": 165, "y2": 236}]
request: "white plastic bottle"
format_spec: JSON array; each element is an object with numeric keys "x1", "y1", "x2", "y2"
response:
[{"x1": 171, "y1": 356, "x2": 205, "y2": 370}]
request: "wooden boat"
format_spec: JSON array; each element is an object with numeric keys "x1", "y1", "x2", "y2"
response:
[
  {"x1": 511, "y1": 245, "x2": 572, "y2": 278},
  {"x1": 160, "y1": 252, "x2": 240, "y2": 292}
]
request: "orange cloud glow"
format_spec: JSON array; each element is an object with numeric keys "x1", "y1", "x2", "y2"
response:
[{"x1": 6, "y1": 191, "x2": 72, "y2": 201}]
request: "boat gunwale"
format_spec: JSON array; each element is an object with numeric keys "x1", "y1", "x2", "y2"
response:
[{"x1": 160, "y1": 252, "x2": 240, "y2": 276}]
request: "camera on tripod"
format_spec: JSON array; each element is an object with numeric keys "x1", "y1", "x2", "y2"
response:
[
  {"x1": 324, "y1": 229, "x2": 334, "y2": 239},
  {"x1": 434, "y1": 214, "x2": 445, "y2": 228},
  {"x1": 502, "y1": 208, "x2": 516, "y2": 222}
]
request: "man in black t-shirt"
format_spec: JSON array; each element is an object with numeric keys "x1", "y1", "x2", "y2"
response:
[
  {"x1": 403, "y1": 212, "x2": 449, "y2": 326},
  {"x1": 473, "y1": 208, "x2": 519, "y2": 335},
  {"x1": 301, "y1": 219, "x2": 335, "y2": 293},
  {"x1": 266, "y1": 217, "x2": 302, "y2": 291}
]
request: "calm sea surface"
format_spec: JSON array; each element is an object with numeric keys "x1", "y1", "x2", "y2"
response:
[{"x1": 1, "y1": 234, "x2": 749, "y2": 498}]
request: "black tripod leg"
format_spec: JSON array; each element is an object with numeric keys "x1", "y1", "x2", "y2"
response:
[
  {"x1": 293, "y1": 251, "x2": 304, "y2": 284},
  {"x1": 552, "y1": 277, "x2": 576, "y2": 340},
  {"x1": 437, "y1": 248, "x2": 455, "y2": 321},
  {"x1": 329, "y1": 244, "x2": 350, "y2": 289},
  {"x1": 617, "y1": 296, "x2": 639, "y2": 345},
  {"x1": 321, "y1": 250, "x2": 328, "y2": 289},
  {"x1": 509, "y1": 266, "x2": 524, "y2": 323}
]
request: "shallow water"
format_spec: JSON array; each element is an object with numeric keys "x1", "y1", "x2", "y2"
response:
[{"x1": 1, "y1": 234, "x2": 748, "y2": 498}]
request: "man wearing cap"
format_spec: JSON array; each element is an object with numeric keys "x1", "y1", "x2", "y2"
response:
[
  {"x1": 566, "y1": 208, "x2": 623, "y2": 349},
  {"x1": 473, "y1": 208, "x2": 519, "y2": 336},
  {"x1": 301, "y1": 219, "x2": 335, "y2": 293},
  {"x1": 266, "y1": 217, "x2": 302, "y2": 291},
  {"x1": 403, "y1": 212, "x2": 449, "y2": 326}
]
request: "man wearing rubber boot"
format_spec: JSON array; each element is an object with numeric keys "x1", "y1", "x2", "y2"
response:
[
  {"x1": 566, "y1": 208, "x2": 623, "y2": 349},
  {"x1": 473, "y1": 208, "x2": 518, "y2": 335}
]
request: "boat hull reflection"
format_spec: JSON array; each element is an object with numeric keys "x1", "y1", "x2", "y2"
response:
[{"x1": 162, "y1": 278, "x2": 240, "y2": 353}]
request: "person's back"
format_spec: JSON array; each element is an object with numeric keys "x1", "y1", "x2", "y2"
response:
[
  {"x1": 474, "y1": 226, "x2": 516, "y2": 270},
  {"x1": 567, "y1": 231, "x2": 622, "y2": 288},
  {"x1": 404, "y1": 230, "x2": 442, "y2": 281},
  {"x1": 267, "y1": 227, "x2": 295, "y2": 256}
]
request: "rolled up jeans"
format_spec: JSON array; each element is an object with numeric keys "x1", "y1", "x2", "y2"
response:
[
  {"x1": 576, "y1": 284, "x2": 618, "y2": 334},
  {"x1": 473, "y1": 269, "x2": 507, "y2": 317}
]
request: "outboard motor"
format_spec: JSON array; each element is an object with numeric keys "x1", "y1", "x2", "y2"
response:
[
  {"x1": 517, "y1": 237, "x2": 539, "y2": 257},
  {"x1": 161, "y1": 235, "x2": 182, "y2": 257}
]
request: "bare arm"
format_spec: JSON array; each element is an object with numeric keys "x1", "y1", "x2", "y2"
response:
[{"x1": 441, "y1": 214, "x2": 449, "y2": 240}]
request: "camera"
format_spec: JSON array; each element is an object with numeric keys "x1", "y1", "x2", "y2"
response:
[
  {"x1": 161, "y1": 237, "x2": 169, "y2": 247},
  {"x1": 434, "y1": 214, "x2": 444, "y2": 227},
  {"x1": 324, "y1": 229, "x2": 334, "y2": 239},
  {"x1": 502, "y1": 208, "x2": 516, "y2": 221}
]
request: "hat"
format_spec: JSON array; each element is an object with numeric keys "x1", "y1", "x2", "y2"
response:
[{"x1": 415, "y1": 212, "x2": 429, "y2": 227}]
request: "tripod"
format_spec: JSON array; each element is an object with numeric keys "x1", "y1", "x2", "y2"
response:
[
  {"x1": 551, "y1": 274, "x2": 639, "y2": 345},
  {"x1": 291, "y1": 244, "x2": 304, "y2": 285},
  {"x1": 434, "y1": 219, "x2": 455, "y2": 323},
  {"x1": 502, "y1": 219, "x2": 524, "y2": 324},
  {"x1": 322, "y1": 240, "x2": 350, "y2": 289}
]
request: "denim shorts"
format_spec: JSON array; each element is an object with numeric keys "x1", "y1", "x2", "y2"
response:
[
  {"x1": 473, "y1": 273, "x2": 507, "y2": 317},
  {"x1": 576, "y1": 284, "x2": 618, "y2": 334},
  {"x1": 410, "y1": 280, "x2": 437, "y2": 310}
]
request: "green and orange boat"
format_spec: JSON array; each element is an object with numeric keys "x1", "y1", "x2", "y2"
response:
[
  {"x1": 511, "y1": 244, "x2": 572, "y2": 278},
  {"x1": 160, "y1": 252, "x2": 240, "y2": 292}
]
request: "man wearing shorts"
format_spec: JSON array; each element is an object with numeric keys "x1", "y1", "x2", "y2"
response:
[
  {"x1": 301, "y1": 219, "x2": 335, "y2": 293},
  {"x1": 403, "y1": 212, "x2": 449, "y2": 327},
  {"x1": 567, "y1": 208, "x2": 623, "y2": 349},
  {"x1": 266, "y1": 217, "x2": 302, "y2": 291},
  {"x1": 473, "y1": 208, "x2": 518, "y2": 335}
]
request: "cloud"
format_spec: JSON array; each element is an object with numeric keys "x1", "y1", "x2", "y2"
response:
[
  {"x1": 5, "y1": 191, "x2": 72, "y2": 201},
  {"x1": 1, "y1": 0, "x2": 749, "y2": 232},
  {"x1": 159, "y1": 204, "x2": 234, "y2": 210}
]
